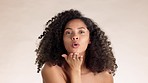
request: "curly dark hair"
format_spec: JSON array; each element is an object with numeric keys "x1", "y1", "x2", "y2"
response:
[{"x1": 35, "y1": 9, "x2": 117, "y2": 75}]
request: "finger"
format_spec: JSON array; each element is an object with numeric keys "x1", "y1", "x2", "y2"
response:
[
  {"x1": 72, "y1": 53, "x2": 76, "y2": 60},
  {"x1": 74, "y1": 53, "x2": 79, "y2": 60},
  {"x1": 75, "y1": 54, "x2": 78, "y2": 60},
  {"x1": 62, "y1": 54, "x2": 67, "y2": 60},
  {"x1": 69, "y1": 53, "x2": 73, "y2": 59},
  {"x1": 75, "y1": 53, "x2": 80, "y2": 60},
  {"x1": 78, "y1": 56, "x2": 83, "y2": 61}
]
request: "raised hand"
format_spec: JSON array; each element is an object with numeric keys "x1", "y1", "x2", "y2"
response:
[{"x1": 62, "y1": 53, "x2": 83, "y2": 71}]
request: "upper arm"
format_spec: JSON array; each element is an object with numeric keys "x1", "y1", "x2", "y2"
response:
[
  {"x1": 96, "y1": 70, "x2": 114, "y2": 83},
  {"x1": 102, "y1": 71, "x2": 114, "y2": 83},
  {"x1": 41, "y1": 64, "x2": 66, "y2": 83}
]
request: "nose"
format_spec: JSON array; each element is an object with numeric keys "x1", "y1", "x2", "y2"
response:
[{"x1": 72, "y1": 35, "x2": 79, "y2": 40}]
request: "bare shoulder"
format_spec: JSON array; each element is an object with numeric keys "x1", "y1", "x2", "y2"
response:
[
  {"x1": 41, "y1": 62, "x2": 66, "y2": 83},
  {"x1": 96, "y1": 70, "x2": 113, "y2": 83}
]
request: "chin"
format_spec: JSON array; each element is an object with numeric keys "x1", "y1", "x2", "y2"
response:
[{"x1": 67, "y1": 49, "x2": 79, "y2": 53}]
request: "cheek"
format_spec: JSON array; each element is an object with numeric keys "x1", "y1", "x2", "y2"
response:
[
  {"x1": 83, "y1": 36, "x2": 90, "y2": 43},
  {"x1": 63, "y1": 37, "x2": 70, "y2": 47},
  {"x1": 80, "y1": 37, "x2": 90, "y2": 47},
  {"x1": 63, "y1": 36, "x2": 68, "y2": 42},
  {"x1": 63, "y1": 37, "x2": 67, "y2": 45}
]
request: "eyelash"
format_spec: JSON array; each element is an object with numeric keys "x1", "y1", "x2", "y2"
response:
[
  {"x1": 65, "y1": 31, "x2": 72, "y2": 35},
  {"x1": 79, "y1": 30, "x2": 85, "y2": 34},
  {"x1": 64, "y1": 30, "x2": 85, "y2": 35}
]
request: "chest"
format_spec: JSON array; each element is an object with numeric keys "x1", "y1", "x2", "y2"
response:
[{"x1": 81, "y1": 73, "x2": 103, "y2": 83}]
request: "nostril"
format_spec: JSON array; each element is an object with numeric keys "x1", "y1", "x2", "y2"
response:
[{"x1": 72, "y1": 37, "x2": 78, "y2": 40}]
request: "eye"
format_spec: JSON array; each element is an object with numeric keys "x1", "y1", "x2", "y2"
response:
[
  {"x1": 65, "y1": 31, "x2": 72, "y2": 35},
  {"x1": 79, "y1": 30, "x2": 85, "y2": 34}
]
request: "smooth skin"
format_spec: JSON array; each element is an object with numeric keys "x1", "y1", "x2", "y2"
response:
[{"x1": 41, "y1": 19, "x2": 113, "y2": 83}]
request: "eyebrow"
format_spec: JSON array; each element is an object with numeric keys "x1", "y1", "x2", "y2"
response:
[{"x1": 64, "y1": 27, "x2": 86, "y2": 30}]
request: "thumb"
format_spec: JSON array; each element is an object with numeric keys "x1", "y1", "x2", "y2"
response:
[{"x1": 62, "y1": 54, "x2": 67, "y2": 59}]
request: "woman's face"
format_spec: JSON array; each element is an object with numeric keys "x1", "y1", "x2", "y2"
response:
[{"x1": 63, "y1": 19, "x2": 90, "y2": 55}]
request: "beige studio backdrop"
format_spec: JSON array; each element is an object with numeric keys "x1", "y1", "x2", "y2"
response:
[{"x1": 0, "y1": 0, "x2": 148, "y2": 83}]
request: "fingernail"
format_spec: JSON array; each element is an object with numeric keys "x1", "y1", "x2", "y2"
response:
[{"x1": 61, "y1": 54, "x2": 66, "y2": 57}]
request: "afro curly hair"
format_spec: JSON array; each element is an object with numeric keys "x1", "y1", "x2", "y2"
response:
[{"x1": 35, "y1": 9, "x2": 117, "y2": 75}]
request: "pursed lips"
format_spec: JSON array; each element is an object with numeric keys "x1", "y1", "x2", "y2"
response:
[{"x1": 72, "y1": 42, "x2": 80, "y2": 48}]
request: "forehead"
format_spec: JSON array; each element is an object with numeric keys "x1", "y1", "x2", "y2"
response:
[{"x1": 65, "y1": 19, "x2": 87, "y2": 29}]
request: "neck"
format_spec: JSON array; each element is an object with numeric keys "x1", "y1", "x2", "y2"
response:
[
  {"x1": 81, "y1": 64, "x2": 90, "y2": 75},
  {"x1": 80, "y1": 53, "x2": 90, "y2": 75}
]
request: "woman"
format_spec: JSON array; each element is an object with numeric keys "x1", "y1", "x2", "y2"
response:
[{"x1": 35, "y1": 9, "x2": 117, "y2": 83}]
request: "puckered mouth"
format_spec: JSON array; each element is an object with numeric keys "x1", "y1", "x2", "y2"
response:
[{"x1": 72, "y1": 42, "x2": 80, "y2": 48}]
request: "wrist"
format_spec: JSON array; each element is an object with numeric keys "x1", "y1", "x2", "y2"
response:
[
  {"x1": 69, "y1": 69, "x2": 82, "y2": 83},
  {"x1": 70, "y1": 69, "x2": 81, "y2": 73},
  {"x1": 69, "y1": 69, "x2": 81, "y2": 76}
]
